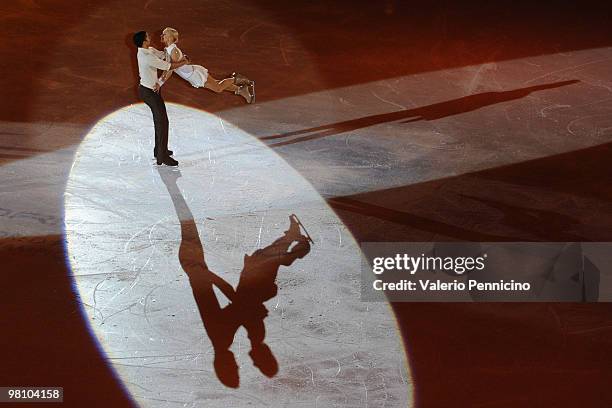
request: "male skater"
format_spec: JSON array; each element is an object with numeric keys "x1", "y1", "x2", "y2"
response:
[{"x1": 133, "y1": 31, "x2": 190, "y2": 166}]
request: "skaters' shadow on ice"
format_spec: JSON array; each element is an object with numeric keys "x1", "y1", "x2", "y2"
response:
[
  {"x1": 261, "y1": 80, "x2": 579, "y2": 147},
  {"x1": 158, "y1": 168, "x2": 311, "y2": 388}
]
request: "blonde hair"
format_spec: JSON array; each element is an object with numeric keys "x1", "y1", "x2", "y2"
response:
[{"x1": 163, "y1": 27, "x2": 179, "y2": 43}]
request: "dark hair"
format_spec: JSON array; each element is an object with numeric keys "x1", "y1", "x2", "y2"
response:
[{"x1": 133, "y1": 31, "x2": 147, "y2": 47}]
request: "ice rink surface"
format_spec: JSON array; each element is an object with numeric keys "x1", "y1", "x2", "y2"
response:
[{"x1": 2, "y1": 1, "x2": 612, "y2": 407}]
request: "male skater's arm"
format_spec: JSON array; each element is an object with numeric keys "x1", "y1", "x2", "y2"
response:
[
  {"x1": 158, "y1": 70, "x2": 173, "y2": 87},
  {"x1": 148, "y1": 46, "x2": 166, "y2": 59},
  {"x1": 147, "y1": 53, "x2": 189, "y2": 73},
  {"x1": 151, "y1": 54, "x2": 190, "y2": 92},
  {"x1": 157, "y1": 48, "x2": 187, "y2": 89}
]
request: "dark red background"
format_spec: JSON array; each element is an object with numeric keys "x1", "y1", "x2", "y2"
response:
[{"x1": 1, "y1": 1, "x2": 611, "y2": 406}]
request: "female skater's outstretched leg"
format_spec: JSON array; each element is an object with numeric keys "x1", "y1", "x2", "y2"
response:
[
  {"x1": 205, "y1": 76, "x2": 254, "y2": 103},
  {"x1": 204, "y1": 76, "x2": 238, "y2": 93}
]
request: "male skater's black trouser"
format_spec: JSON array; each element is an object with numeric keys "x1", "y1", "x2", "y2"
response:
[{"x1": 139, "y1": 85, "x2": 169, "y2": 159}]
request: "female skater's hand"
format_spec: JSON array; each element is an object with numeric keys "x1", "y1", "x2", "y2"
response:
[{"x1": 153, "y1": 83, "x2": 161, "y2": 93}]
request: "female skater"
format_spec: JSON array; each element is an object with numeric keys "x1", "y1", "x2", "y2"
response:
[{"x1": 159, "y1": 27, "x2": 255, "y2": 103}]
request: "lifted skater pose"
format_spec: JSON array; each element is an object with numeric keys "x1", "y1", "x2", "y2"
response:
[
  {"x1": 159, "y1": 27, "x2": 255, "y2": 103},
  {"x1": 133, "y1": 30, "x2": 191, "y2": 166}
]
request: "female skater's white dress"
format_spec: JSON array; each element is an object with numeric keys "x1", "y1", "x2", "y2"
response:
[{"x1": 165, "y1": 43, "x2": 209, "y2": 88}]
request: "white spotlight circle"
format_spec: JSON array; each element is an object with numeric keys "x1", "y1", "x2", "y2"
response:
[{"x1": 64, "y1": 103, "x2": 411, "y2": 407}]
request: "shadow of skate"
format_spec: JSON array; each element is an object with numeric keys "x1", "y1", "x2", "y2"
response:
[{"x1": 158, "y1": 168, "x2": 311, "y2": 388}]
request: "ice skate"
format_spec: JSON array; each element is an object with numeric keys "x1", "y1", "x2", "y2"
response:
[
  {"x1": 232, "y1": 72, "x2": 252, "y2": 86},
  {"x1": 235, "y1": 84, "x2": 254, "y2": 104},
  {"x1": 248, "y1": 80, "x2": 256, "y2": 103}
]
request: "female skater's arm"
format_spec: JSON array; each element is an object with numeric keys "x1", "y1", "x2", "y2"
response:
[
  {"x1": 169, "y1": 47, "x2": 182, "y2": 63},
  {"x1": 210, "y1": 274, "x2": 236, "y2": 301},
  {"x1": 167, "y1": 46, "x2": 190, "y2": 70}
]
